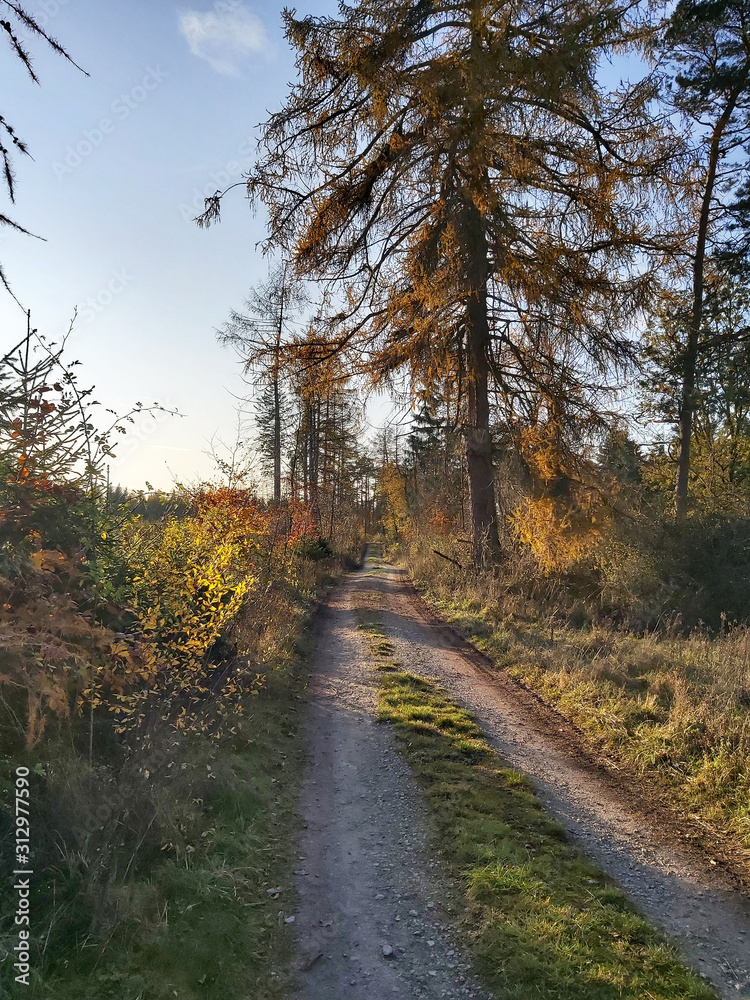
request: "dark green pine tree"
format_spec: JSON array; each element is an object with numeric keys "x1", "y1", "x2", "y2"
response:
[
  {"x1": 408, "y1": 395, "x2": 444, "y2": 471},
  {"x1": 598, "y1": 427, "x2": 642, "y2": 485}
]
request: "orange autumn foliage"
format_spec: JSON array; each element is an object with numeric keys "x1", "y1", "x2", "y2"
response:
[{"x1": 510, "y1": 420, "x2": 605, "y2": 575}]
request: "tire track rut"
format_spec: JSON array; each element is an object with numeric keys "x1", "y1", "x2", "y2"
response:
[{"x1": 293, "y1": 556, "x2": 750, "y2": 1000}]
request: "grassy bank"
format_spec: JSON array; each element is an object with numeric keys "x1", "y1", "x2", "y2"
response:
[
  {"x1": 0, "y1": 565, "x2": 336, "y2": 1000},
  {"x1": 397, "y1": 543, "x2": 750, "y2": 865},
  {"x1": 356, "y1": 606, "x2": 715, "y2": 999}
]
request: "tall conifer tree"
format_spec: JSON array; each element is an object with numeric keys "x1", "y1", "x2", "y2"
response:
[
  {"x1": 202, "y1": 0, "x2": 670, "y2": 565},
  {"x1": 659, "y1": 0, "x2": 750, "y2": 517}
]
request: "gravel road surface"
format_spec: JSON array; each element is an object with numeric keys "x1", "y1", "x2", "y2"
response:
[{"x1": 292, "y1": 555, "x2": 750, "y2": 1000}]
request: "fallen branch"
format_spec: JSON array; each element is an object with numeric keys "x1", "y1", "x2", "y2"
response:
[{"x1": 432, "y1": 549, "x2": 463, "y2": 569}]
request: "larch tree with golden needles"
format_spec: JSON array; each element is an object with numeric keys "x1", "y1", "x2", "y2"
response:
[{"x1": 201, "y1": 0, "x2": 674, "y2": 567}]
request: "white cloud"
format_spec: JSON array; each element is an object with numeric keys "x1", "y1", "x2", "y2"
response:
[{"x1": 178, "y1": 3, "x2": 269, "y2": 76}]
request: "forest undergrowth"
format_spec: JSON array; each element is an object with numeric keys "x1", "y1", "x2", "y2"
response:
[
  {"x1": 0, "y1": 495, "x2": 352, "y2": 1000},
  {"x1": 0, "y1": 328, "x2": 363, "y2": 998}
]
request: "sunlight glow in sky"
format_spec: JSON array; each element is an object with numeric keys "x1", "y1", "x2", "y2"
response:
[{"x1": 1, "y1": 1, "x2": 643, "y2": 491}]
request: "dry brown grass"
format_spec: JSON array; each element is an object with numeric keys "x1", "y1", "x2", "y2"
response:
[{"x1": 397, "y1": 541, "x2": 750, "y2": 862}]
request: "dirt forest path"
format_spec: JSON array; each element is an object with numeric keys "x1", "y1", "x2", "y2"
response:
[{"x1": 292, "y1": 552, "x2": 750, "y2": 1000}]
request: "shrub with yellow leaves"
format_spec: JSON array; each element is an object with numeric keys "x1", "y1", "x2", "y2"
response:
[
  {"x1": 0, "y1": 476, "x2": 275, "y2": 748},
  {"x1": 106, "y1": 491, "x2": 263, "y2": 733},
  {"x1": 510, "y1": 496, "x2": 602, "y2": 575},
  {"x1": 509, "y1": 418, "x2": 606, "y2": 576}
]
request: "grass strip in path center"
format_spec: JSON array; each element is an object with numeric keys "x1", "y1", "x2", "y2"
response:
[{"x1": 357, "y1": 602, "x2": 717, "y2": 1000}]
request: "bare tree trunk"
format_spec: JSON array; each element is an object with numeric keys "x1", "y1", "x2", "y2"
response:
[
  {"x1": 273, "y1": 372, "x2": 281, "y2": 504},
  {"x1": 310, "y1": 398, "x2": 321, "y2": 527},
  {"x1": 675, "y1": 76, "x2": 748, "y2": 518},
  {"x1": 290, "y1": 414, "x2": 302, "y2": 501},
  {"x1": 444, "y1": 375, "x2": 451, "y2": 477},
  {"x1": 322, "y1": 393, "x2": 332, "y2": 531},
  {"x1": 462, "y1": 201, "x2": 501, "y2": 568},
  {"x1": 302, "y1": 406, "x2": 309, "y2": 504},
  {"x1": 271, "y1": 277, "x2": 285, "y2": 504}
]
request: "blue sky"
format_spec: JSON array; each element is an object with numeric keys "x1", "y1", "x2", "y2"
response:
[
  {"x1": 0, "y1": 0, "x2": 348, "y2": 490},
  {"x1": 0, "y1": 2, "x2": 647, "y2": 492}
]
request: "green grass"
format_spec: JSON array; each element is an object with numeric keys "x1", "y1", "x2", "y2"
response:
[
  {"x1": 373, "y1": 665, "x2": 716, "y2": 999},
  {"x1": 356, "y1": 607, "x2": 402, "y2": 671},
  {"x1": 1, "y1": 619, "x2": 315, "y2": 1000}
]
